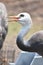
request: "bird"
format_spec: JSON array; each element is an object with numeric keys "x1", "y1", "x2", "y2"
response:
[
  {"x1": 0, "y1": 3, "x2": 8, "y2": 49},
  {"x1": 9, "y1": 12, "x2": 43, "y2": 56}
]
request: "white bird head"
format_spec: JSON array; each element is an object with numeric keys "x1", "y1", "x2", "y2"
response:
[
  {"x1": 17, "y1": 12, "x2": 32, "y2": 26},
  {"x1": 9, "y1": 12, "x2": 32, "y2": 27}
]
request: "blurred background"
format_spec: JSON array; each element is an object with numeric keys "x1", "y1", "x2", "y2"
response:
[{"x1": 0, "y1": 0, "x2": 43, "y2": 63}]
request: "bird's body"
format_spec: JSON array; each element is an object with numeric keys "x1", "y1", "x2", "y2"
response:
[
  {"x1": 28, "y1": 31, "x2": 43, "y2": 55},
  {"x1": 9, "y1": 12, "x2": 43, "y2": 56}
]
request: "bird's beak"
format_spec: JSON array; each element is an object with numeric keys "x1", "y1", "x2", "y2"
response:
[{"x1": 8, "y1": 16, "x2": 19, "y2": 22}]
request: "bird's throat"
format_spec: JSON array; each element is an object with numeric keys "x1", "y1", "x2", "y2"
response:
[{"x1": 18, "y1": 25, "x2": 30, "y2": 38}]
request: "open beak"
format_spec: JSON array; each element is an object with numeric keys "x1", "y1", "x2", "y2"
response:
[{"x1": 8, "y1": 16, "x2": 19, "y2": 22}]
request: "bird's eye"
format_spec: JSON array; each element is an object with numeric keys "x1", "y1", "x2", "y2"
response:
[{"x1": 20, "y1": 14, "x2": 24, "y2": 17}]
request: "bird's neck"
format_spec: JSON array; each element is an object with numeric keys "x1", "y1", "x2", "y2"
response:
[
  {"x1": 18, "y1": 24, "x2": 31, "y2": 38},
  {"x1": 16, "y1": 24, "x2": 32, "y2": 51}
]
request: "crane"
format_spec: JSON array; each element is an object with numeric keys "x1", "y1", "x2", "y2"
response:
[{"x1": 9, "y1": 12, "x2": 43, "y2": 56}]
